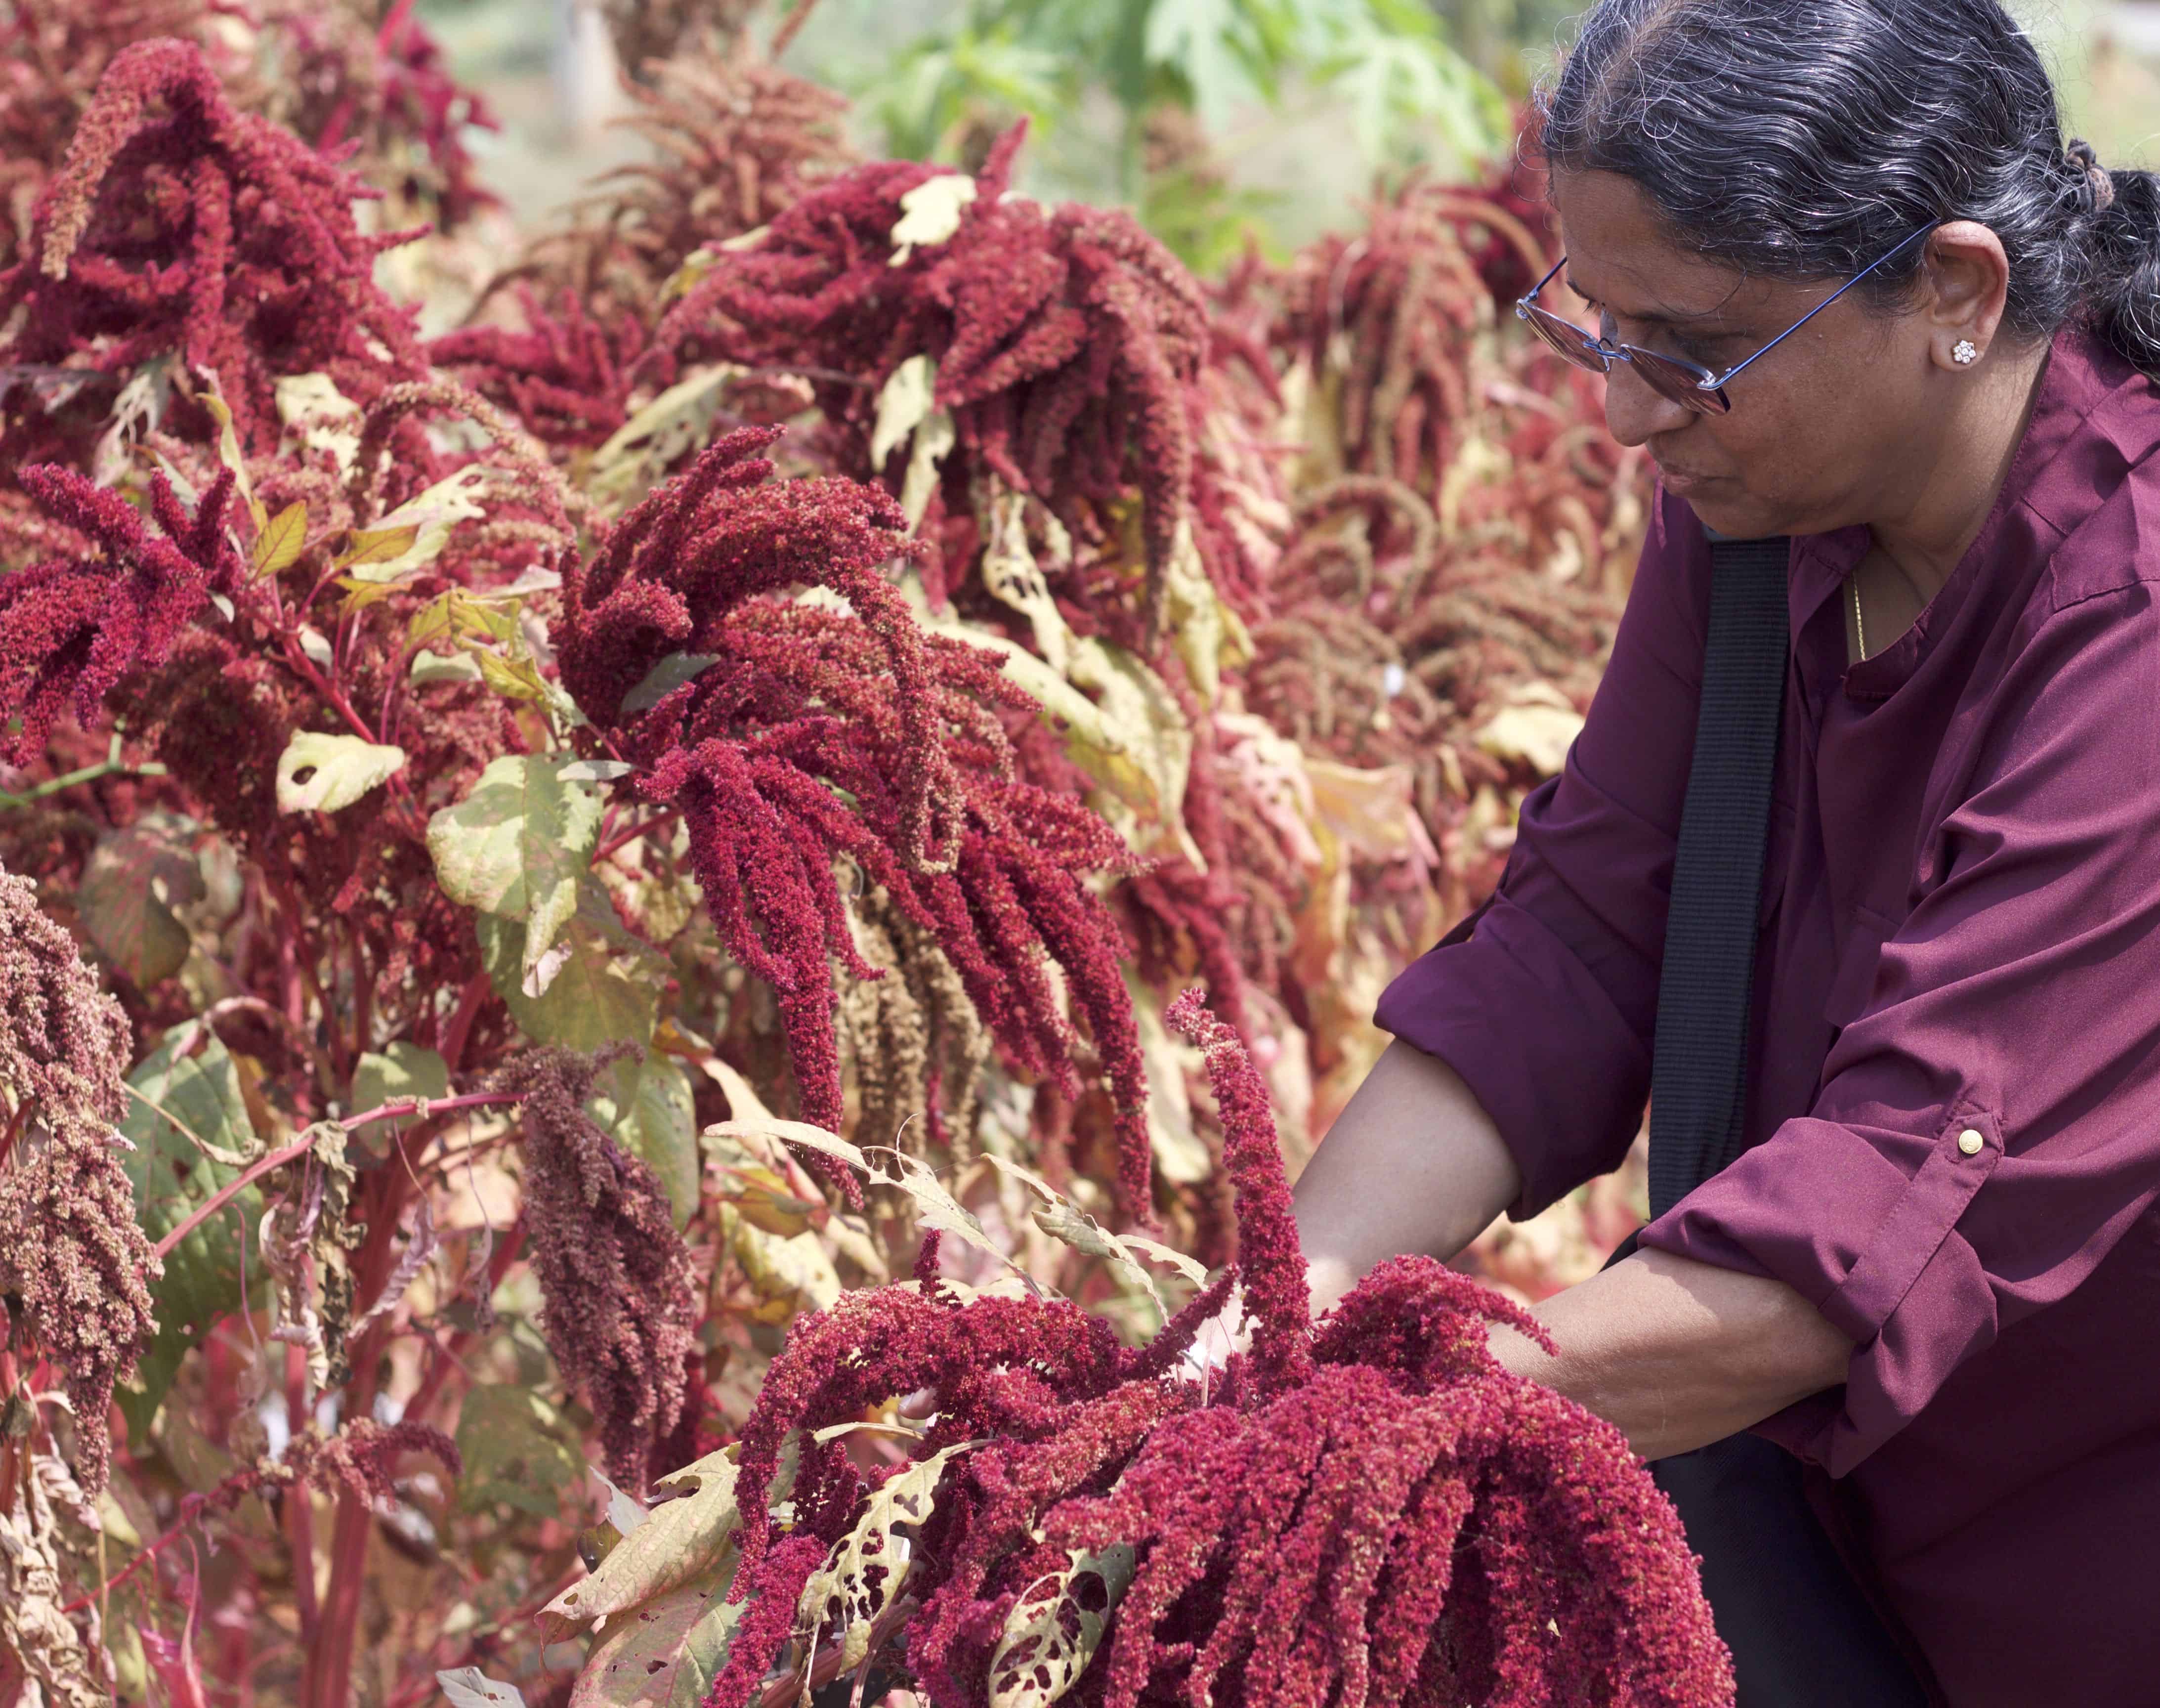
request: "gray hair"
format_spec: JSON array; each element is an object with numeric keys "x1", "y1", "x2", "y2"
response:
[{"x1": 1536, "y1": 0, "x2": 2160, "y2": 379}]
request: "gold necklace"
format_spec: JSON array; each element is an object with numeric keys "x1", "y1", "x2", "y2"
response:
[{"x1": 1850, "y1": 571, "x2": 1868, "y2": 662}]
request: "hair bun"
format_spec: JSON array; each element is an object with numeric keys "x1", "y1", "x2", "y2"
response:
[{"x1": 2068, "y1": 138, "x2": 2117, "y2": 213}]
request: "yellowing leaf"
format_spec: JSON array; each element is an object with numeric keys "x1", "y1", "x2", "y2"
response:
[
  {"x1": 889, "y1": 174, "x2": 977, "y2": 264},
  {"x1": 274, "y1": 731, "x2": 406, "y2": 814},
  {"x1": 426, "y1": 756, "x2": 606, "y2": 996},
  {"x1": 195, "y1": 378, "x2": 255, "y2": 517},
  {"x1": 731, "y1": 1218, "x2": 842, "y2": 1315},
  {"x1": 275, "y1": 373, "x2": 362, "y2": 472},
  {"x1": 335, "y1": 522, "x2": 423, "y2": 571},
  {"x1": 987, "y1": 1544, "x2": 1136, "y2": 1708},
  {"x1": 250, "y1": 500, "x2": 308, "y2": 581},
  {"x1": 870, "y1": 355, "x2": 936, "y2": 469},
  {"x1": 1472, "y1": 681, "x2": 1585, "y2": 779},
  {"x1": 543, "y1": 1450, "x2": 746, "y2": 1631},
  {"x1": 334, "y1": 466, "x2": 491, "y2": 585}
]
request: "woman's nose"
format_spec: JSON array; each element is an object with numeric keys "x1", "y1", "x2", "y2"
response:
[{"x1": 1602, "y1": 359, "x2": 1696, "y2": 448}]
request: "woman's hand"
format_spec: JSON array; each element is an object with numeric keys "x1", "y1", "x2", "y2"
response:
[{"x1": 1489, "y1": 1244, "x2": 1855, "y2": 1460}]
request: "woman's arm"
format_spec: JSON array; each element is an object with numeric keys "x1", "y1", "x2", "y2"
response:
[
  {"x1": 1293, "y1": 1038, "x2": 1854, "y2": 1460},
  {"x1": 1494, "y1": 1249, "x2": 1854, "y2": 1461},
  {"x1": 1291, "y1": 1038, "x2": 1523, "y2": 1316}
]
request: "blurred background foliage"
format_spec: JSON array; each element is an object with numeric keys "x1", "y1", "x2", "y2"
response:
[{"x1": 418, "y1": 0, "x2": 2158, "y2": 274}]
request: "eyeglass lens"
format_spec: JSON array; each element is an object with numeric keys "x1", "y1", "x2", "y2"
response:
[{"x1": 1519, "y1": 303, "x2": 1728, "y2": 416}]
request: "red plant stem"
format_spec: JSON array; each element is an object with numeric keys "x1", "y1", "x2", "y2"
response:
[
  {"x1": 438, "y1": 972, "x2": 493, "y2": 1073},
  {"x1": 377, "y1": 0, "x2": 416, "y2": 51},
  {"x1": 596, "y1": 807, "x2": 679, "y2": 862},
  {"x1": 152, "y1": 1094, "x2": 519, "y2": 1261},
  {"x1": 284, "y1": 1342, "x2": 320, "y2": 1643}
]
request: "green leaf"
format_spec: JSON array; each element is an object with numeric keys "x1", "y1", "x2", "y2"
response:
[
  {"x1": 77, "y1": 814, "x2": 204, "y2": 986},
  {"x1": 250, "y1": 500, "x2": 308, "y2": 581},
  {"x1": 544, "y1": 1450, "x2": 747, "y2": 1629},
  {"x1": 410, "y1": 650, "x2": 484, "y2": 686},
  {"x1": 476, "y1": 878, "x2": 664, "y2": 1055},
  {"x1": 988, "y1": 1542, "x2": 1137, "y2": 1708},
  {"x1": 620, "y1": 654, "x2": 720, "y2": 717},
  {"x1": 117, "y1": 1033, "x2": 267, "y2": 1443},
  {"x1": 591, "y1": 1056, "x2": 699, "y2": 1230},
  {"x1": 456, "y1": 1384, "x2": 586, "y2": 1518},
  {"x1": 275, "y1": 730, "x2": 406, "y2": 814},
  {"x1": 350, "y1": 1042, "x2": 451, "y2": 1119},
  {"x1": 427, "y1": 756, "x2": 606, "y2": 995},
  {"x1": 572, "y1": 1564, "x2": 739, "y2": 1708}
]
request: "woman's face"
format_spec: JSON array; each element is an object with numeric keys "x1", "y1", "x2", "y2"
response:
[{"x1": 1546, "y1": 170, "x2": 2000, "y2": 543}]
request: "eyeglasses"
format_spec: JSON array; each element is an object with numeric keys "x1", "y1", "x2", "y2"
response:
[{"x1": 1514, "y1": 223, "x2": 1941, "y2": 415}]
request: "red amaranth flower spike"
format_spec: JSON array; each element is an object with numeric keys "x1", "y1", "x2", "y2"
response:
[
  {"x1": 0, "y1": 36, "x2": 425, "y2": 462},
  {"x1": 696, "y1": 991, "x2": 1731, "y2": 1708},
  {"x1": 490, "y1": 1048, "x2": 702, "y2": 1489},
  {"x1": 0, "y1": 462, "x2": 242, "y2": 764}
]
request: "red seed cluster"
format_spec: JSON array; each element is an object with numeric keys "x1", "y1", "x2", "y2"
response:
[
  {"x1": 0, "y1": 462, "x2": 244, "y2": 765},
  {"x1": 560, "y1": 428, "x2": 1155, "y2": 1218},
  {"x1": 653, "y1": 124, "x2": 1210, "y2": 629},
  {"x1": 702, "y1": 990, "x2": 1734, "y2": 1708},
  {"x1": 490, "y1": 1048, "x2": 702, "y2": 1489},
  {"x1": 0, "y1": 36, "x2": 426, "y2": 465},
  {"x1": 0, "y1": 867, "x2": 159, "y2": 1493}
]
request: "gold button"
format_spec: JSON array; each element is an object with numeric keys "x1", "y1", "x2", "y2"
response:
[{"x1": 1957, "y1": 1129, "x2": 1985, "y2": 1156}]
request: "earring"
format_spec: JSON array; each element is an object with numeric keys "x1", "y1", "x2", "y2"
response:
[{"x1": 1953, "y1": 340, "x2": 1980, "y2": 366}]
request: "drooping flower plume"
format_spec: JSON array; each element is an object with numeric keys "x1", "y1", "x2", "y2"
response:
[
  {"x1": 559, "y1": 427, "x2": 1154, "y2": 1217},
  {"x1": 491, "y1": 1048, "x2": 702, "y2": 1489},
  {"x1": 688, "y1": 987, "x2": 1733, "y2": 1708},
  {"x1": 0, "y1": 867, "x2": 158, "y2": 1492}
]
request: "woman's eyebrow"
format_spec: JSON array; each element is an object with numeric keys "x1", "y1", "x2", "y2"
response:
[{"x1": 1563, "y1": 272, "x2": 1728, "y2": 326}]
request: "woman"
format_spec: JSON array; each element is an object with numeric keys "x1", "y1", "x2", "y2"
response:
[{"x1": 1291, "y1": 0, "x2": 2160, "y2": 1703}]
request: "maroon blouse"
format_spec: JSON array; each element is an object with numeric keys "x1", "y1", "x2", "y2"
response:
[{"x1": 1374, "y1": 325, "x2": 2160, "y2": 1706}]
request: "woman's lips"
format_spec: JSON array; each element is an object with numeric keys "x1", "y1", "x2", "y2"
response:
[{"x1": 1655, "y1": 466, "x2": 1722, "y2": 496}]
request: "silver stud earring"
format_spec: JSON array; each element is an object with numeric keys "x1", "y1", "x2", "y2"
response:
[{"x1": 1953, "y1": 340, "x2": 1980, "y2": 366}]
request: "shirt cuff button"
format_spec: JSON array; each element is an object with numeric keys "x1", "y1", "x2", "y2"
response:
[{"x1": 1957, "y1": 1128, "x2": 1986, "y2": 1156}]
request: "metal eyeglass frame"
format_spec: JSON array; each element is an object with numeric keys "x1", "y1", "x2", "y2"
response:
[{"x1": 1514, "y1": 222, "x2": 1942, "y2": 414}]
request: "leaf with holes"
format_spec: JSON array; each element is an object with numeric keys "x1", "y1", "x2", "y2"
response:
[
  {"x1": 275, "y1": 731, "x2": 406, "y2": 814},
  {"x1": 797, "y1": 1442, "x2": 975, "y2": 1672},
  {"x1": 571, "y1": 1564, "x2": 741, "y2": 1708},
  {"x1": 987, "y1": 1543, "x2": 1137, "y2": 1708},
  {"x1": 543, "y1": 1450, "x2": 746, "y2": 1633}
]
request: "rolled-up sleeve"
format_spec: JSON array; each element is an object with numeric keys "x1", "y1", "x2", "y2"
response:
[
  {"x1": 1641, "y1": 581, "x2": 2160, "y2": 1475},
  {"x1": 1376, "y1": 489, "x2": 1708, "y2": 1216}
]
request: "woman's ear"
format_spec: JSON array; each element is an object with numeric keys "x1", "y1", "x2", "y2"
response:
[{"x1": 1919, "y1": 221, "x2": 2013, "y2": 370}]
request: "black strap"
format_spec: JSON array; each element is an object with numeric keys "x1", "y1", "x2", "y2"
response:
[
  {"x1": 1648, "y1": 534, "x2": 1791, "y2": 1218},
  {"x1": 1631, "y1": 531, "x2": 1932, "y2": 1707}
]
